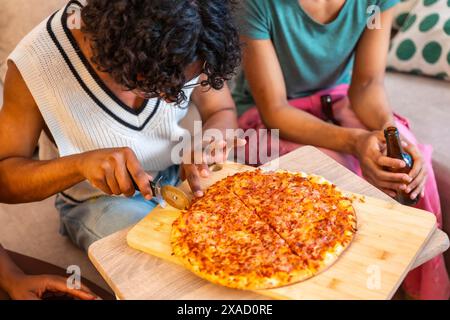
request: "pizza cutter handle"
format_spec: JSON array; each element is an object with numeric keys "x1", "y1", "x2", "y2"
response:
[{"x1": 128, "y1": 171, "x2": 160, "y2": 196}]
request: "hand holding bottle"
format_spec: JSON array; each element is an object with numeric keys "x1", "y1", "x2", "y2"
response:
[
  {"x1": 399, "y1": 138, "x2": 427, "y2": 201},
  {"x1": 355, "y1": 130, "x2": 412, "y2": 198},
  {"x1": 384, "y1": 127, "x2": 427, "y2": 205}
]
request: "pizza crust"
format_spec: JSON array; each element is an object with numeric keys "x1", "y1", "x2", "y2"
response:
[{"x1": 171, "y1": 170, "x2": 357, "y2": 290}]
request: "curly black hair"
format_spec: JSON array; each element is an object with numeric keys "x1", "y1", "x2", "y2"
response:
[{"x1": 81, "y1": 0, "x2": 241, "y2": 104}]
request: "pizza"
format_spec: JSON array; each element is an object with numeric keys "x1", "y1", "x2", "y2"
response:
[{"x1": 171, "y1": 170, "x2": 357, "y2": 290}]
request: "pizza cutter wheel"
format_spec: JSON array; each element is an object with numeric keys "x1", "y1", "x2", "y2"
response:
[{"x1": 161, "y1": 185, "x2": 191, "y2": 210}]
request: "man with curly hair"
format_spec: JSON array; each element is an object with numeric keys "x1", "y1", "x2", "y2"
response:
[{"x1": 0, "y1": 0, "x2": 242, "y2": 257}]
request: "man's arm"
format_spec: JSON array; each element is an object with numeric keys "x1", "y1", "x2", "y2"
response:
[
  {"x1": 181, "y1": 79, "x2": 243, "y2": 196},
  {"x1": 348, "y1": 8, "x2": 396, "y2": 130},
  {"x1": 0, "y1": 61, "x2": 153, "y2": 204},
  {"x1": 0, "y1": 61, "x2": 86, "y2": 203},
  {"x1": 241, "y1": 36, "x2": 366, "y2": 155},
  {"x1": 192, "y1": 78, "x2": 239, "y2": 134}
]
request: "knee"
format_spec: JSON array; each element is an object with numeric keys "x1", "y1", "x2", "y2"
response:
[{"x1": 92, "y1": 199, "x2": 152, "y2": 238}]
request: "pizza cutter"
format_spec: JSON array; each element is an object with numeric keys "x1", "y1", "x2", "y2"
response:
[
  {"x1": 152, "y1": 180, "x2": 191, "y2": 210},
  {"x1": 130, "y1": 175, "x2": 191, "y2": 210},
  {"x1": 130, "y1": 164, "x2": 224, "y2": 210}
]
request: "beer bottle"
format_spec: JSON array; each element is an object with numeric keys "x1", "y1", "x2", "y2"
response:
[{"x1": 384, "y1": 127, "x2": 418, "y2": 206}]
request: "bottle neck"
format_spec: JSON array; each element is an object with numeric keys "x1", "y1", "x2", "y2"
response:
[{"x1": 385, "y1": 128, "x2": 404, "y2": 159}]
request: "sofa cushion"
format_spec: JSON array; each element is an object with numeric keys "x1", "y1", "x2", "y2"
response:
[
  {"x1": 388, "y1": 0, "x2": 450, "y2": 81},
  {"x1": 393, "y1": 0, "x2": 419, "y2": 30},
  {"x1": 0, "y1": 0, "x2": 68, "y2": 84}
]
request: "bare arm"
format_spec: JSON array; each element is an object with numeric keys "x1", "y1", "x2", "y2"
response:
[
  {"x1": 192, "y1": 78, "x2": 239, "y2": 134},
  {"x1": 0, "y1": 62, "x2": 86, "y2": 203},
  {"x1": 349, "y1": 8, "x2": 427, "y2": 199},
  {"x1": 181, "y1": 79, "x2": 243, "y2": 196},
  {"x1": 241, "y1": 36, "x2": 366, "y2": 156},
  {"x1": 348, "y1": 8, "x2": 396, "y2": 130},
  {"x1": 0, "y1": 62, "x2": 153, "y2": 204}
]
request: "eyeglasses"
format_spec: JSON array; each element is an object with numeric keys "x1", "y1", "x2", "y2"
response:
[
  {"x1": 181, "y1": 80, "x2": 203, "y2": 90},
  {"x1": 136, "y1": 61, "x2": 208, "y2": 103}
]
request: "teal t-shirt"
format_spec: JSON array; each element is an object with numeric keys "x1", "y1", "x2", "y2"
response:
[{"x1": 233, "y1": 0, "x2": 399, "y2": 115}]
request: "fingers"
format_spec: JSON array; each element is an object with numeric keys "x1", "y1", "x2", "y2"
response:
[
  {"x1": 367, "y1": 160, "x2": 411, "y2": 184},
  {"x1": 104, "y1": 165, "x2": 121, "y2": 196},
  {"x1": 45, "y1": 276, "x2": 98, "y2": 300},
  {"x1": 406, "y1": 167, "x2": 427, "y2": 199},
  {"x1": 401, "y1": 142, "x2": 427, "y2": 200},
  {"x1": 374, "y1": 167, "x2": 411, "y2": 183},
  {"x1": 124, "y1": 148, "x2": 153, "y2": 200},
  {"x1": 363, "y1": 160, "x2": 409, "y2": 197},
  {"x1": 410, "y1": 177, "x2": 427, "y2": 201},
  {"x1": 181, "y1": 137, "x2": 247, "y2": 198},
  {"x1": 92, "y1": 176, "x2": 113, "y2": 195},
  {"x1": 403, "y1": 143, "x2": 423, "y2": 181},
  {"x1": 204, "y1": 140, "x2": 227, "y2": 164},
  {"x1": 183, "y1": 164, "x2": 203, "y2": 197},
  {"x1": 115, "y1": 164, "x2": 136, "y2": 198},
  {"x1": 205, "y1": 138, "x2": 247, "y2": 164},
  {"x1": 198, "y1": 163, "x2": 210, "y2": 178},
  {"x1": 380, "y1": 182, "x2": 407, "y2": 194},
  {"x1": 376, "y1": 156, "x2": 407, "y2": 170}
]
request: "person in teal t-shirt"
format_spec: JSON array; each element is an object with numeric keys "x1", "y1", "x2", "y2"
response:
[{"x1": 234, "y1": 0, "x2": 449, "y2": 300}]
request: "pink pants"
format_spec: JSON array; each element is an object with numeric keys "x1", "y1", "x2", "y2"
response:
[{"x1": 238, "y1": 84, "x2": 450, "y2": 300}]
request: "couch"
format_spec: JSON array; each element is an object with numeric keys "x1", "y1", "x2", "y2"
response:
[{"x1": 1, "y1": 1, "x2": 449, "y2": 292}]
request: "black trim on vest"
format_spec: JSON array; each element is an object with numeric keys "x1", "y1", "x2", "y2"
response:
[{"x1": 46, "y1": 9, "x2": 161, "y2": 131}]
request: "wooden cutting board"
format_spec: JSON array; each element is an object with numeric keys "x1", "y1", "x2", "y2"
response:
[{"x1": 127, "y1": 162, "x2": 436, "y2": 300}]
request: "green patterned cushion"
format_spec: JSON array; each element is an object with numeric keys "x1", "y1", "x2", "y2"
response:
[
  {"x1": 388, "y1": 0, "x2": 450, "y2": 81},
  {"x1": 393, "y1": 0, "x2": 420, "y2": 29}
]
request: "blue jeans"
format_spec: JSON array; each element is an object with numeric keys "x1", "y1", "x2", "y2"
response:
[{"x1": 56, "y1": 165, "x2": 180, "y2": 252}]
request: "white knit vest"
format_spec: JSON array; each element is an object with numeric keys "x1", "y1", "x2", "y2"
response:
[{"x1": 8, "y1": 2, "x2": 194, "y2": 202}]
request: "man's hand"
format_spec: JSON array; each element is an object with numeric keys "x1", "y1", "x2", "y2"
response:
[
  {"x1": 181, "y1": 138, "x2": 246, "y2": 197},
  {"x1": 6, "y1": 274, "x2": 98, "y2": 300},
  {"x1": 355, "y1": 131, "x2": 412, "y2": 197},
  {"x1": 77, "y1": 148, "x2": 153, "y2": 199}
]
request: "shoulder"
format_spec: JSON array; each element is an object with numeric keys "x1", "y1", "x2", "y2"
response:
[
  {"x1": 7, "y1": 11, "x2": 64, "y2": 88},
  {"x1": 9, "y1": 13, "x2": 55, "y2": 58}
]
